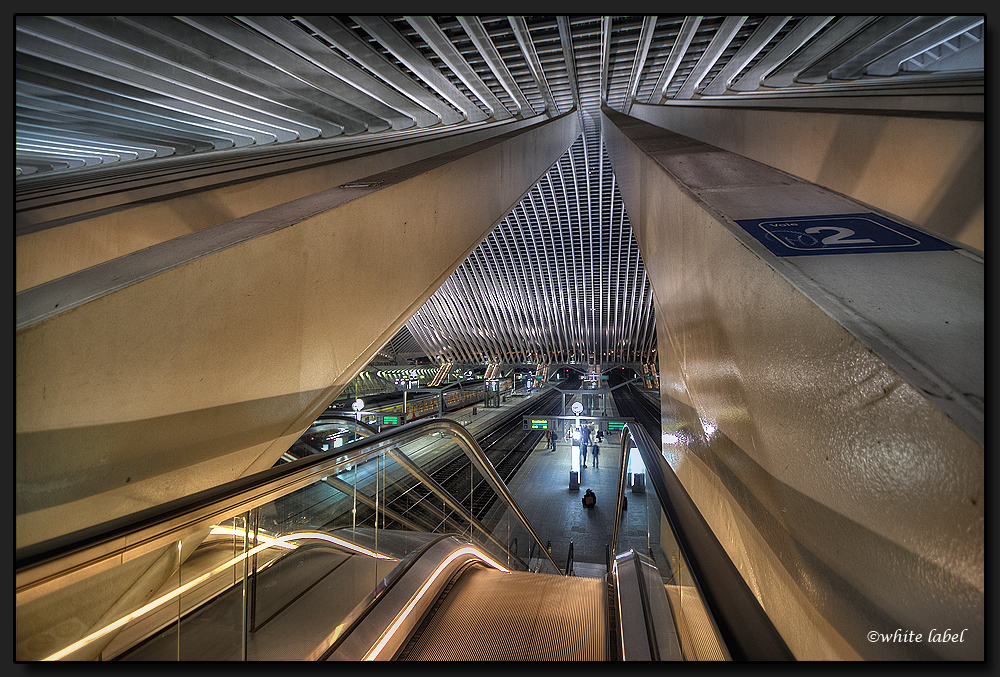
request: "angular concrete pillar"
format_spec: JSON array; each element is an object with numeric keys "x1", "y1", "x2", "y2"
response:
[
  {"x1": 16, "y1": 111, "x2": 581, "y2": 550},
  {"x1": 602, "y1": 106, "x2": 982, "y2": 660}
]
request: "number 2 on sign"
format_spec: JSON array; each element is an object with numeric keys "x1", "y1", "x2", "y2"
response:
[{"x1": 803, "y1": 226, "x2": 875, "y2": 246}]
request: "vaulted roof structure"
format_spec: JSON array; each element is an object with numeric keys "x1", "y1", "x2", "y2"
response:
[{"x1": 15, "y1": 15, "x2": 985, "y2": 365}]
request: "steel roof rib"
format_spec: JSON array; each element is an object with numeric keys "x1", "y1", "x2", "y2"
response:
[
  {"x1": 457, "y1": 261, "x2": 502, "y2": 362},
  {"x1": 471, "y1": 246, "x2": 513, "y2": 362},
  {"x1": 612, "y1": 193, "x2": 628, "y2": 361},
  {"x1": 546, "y1": 161, "x2": 572, "y2": 357},
  {"x1": 237, "y1": 15, "x2": 436, "y2": 128},
  {"x1": 827, "y1": 16, "x2": 955, "y2": 81},
  {"x1": 451, "y1": 275, "x2": 487, "y2": 363},
  {"x1": 645, "y1": 16, "x2": 702, "y2": 104},
  {"x1": 15, "y1": 94, "x2": 213, "y2": 156},
  {"x1": 15, "y1": 133, "x2": 146, "y2": 163},
  {"x1": 556, "y1": 150, "x2": 586, "y2": 359},
  {"x1": 507, "y1": 209, "x2": 539, "y2": 361},
  {"x1": 730, "y1": 16, "x2": 835, "y2": 91},
  {"x1": 517, "y1": 194, "x2": 548, "y2": 359},
  {"x1": 406, "y1": 16, "x2": 512, "y2": 121},
  {"x1": 508, "y1": 16, "x2": 560, "y2": 116},
  {"x1": 440, "y1": 271, "x2": 475, "y2": 363},
  {"x1": 550, "y1": 164, "x2": 574, "y2": 359},
  {"x1": 15, "y1": 26, "x2": 299, "y2": 145},
  {"x1": 556, "y1": 16, "x2": 581, "y2": 113},
  {"x1": 350, "y1": 15, "x2": 487, "y2": 123},
  {"x1": 598, "y1": 16, "x2": 612, "y2": 105},
  {"x1": 481, "y1": 232, "x2": 522, "y2": 361},
  {"x1": 762, "y1": 15, "x2": 880, "y2": 87},
  {"x1": 797, "y1": 16, "x2": 920, "y2": 83},
  {"x1": 294, "y1": 15, "x2": 463, "y2": 126},
  {"x1": 16, "y1": 54, "x2": 263, "y2": 148},
  {"x1": 865, "y1": 16, "x2": 984, "y2": 76},
  {"x1": 673, "y1": 15, "x2": 748, "y2": 99},
  {"x1": 622, "y1": 16, "x2": 657, "y2": 113},
  {"x1": 700, "y1": 16, "x2": 790, "y2": 95},
  {"x1": 15, "y1": 74, "x2": 251, "y2": 151},
  {"x1": 457, "y1": 16, "x2": 534, "y2": 117},
  {"x1": 435, "y1": 284, "x2": 475, "y2": 363},
  {"x1": 538, "y1": 175, "x2": 566, "y2": 359},
  {"x1": 161, "y1": 15, "x2": 394, "y2": 133},
  {"x1": 35, "y1": 15, "x2": 346, "y2": 139},
  {"x1": 519, "y1": 197, "x2": 550, "y2": 360}
]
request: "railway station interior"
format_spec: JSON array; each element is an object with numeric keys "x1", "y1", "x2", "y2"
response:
[{"x1": 15, "y1": 15, "x2": 984, "y2": 662}]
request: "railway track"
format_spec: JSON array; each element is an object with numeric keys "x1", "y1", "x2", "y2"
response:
[
  {"x1": 360, "y1": 385, "x2": 568, "y2": 535},
  {"x1": 607, "y1": 371, "x2": 661, "y2": 440},
  {"x1": 268, "y1": 382, "x2": 575, "y2": 539}
]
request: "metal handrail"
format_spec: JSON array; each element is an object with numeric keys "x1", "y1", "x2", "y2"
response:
[
  {"x1": 624, "y1": 550, "x2": 661, "y2": 661},
  {"x1": 16, "y1": 417, "x2": 562, "y2": 606}
]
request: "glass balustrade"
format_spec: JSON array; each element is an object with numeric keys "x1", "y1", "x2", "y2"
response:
[
  {"x1": 612, "y1": 425, "x2": 730, "y2": 662},
  {"x1": 15, "y1": 418, "x2": 557, "y2": 661}
]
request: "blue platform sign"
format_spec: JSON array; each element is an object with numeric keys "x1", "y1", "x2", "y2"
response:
[{"x1": 735, "y1": 212, "x2": 955, "y2": 257}]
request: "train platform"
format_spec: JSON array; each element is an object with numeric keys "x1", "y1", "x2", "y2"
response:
[{"x1": 447, "y1": 389, "x2": 657, "y2": 580}]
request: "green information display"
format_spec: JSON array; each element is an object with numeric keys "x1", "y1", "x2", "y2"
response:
[
  {"x1": 382, "y1": 414, "x2": 404, "y2": 425},
  {"x1": 522, "y1": 416, "x2": 632, "y2": 431}
]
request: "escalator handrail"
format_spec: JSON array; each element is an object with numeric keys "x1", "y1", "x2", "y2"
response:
[
  {"x1": 614, "y1": 550, "x2": 659, "y2": 661},
  {"x1": 321, "y1": 535, "x2": 509, "y2": 660},
  {"x1": 308, "y1": 533, "x2": 455, "y2": 660},
  {"x1": 16, "y1": 417, "x2": 562, "y2": 605},
  {"x1": 612, "y1": 419, "x2": 795, "y2": 661}
]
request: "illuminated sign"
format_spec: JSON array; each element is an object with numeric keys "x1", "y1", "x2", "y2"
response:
[
  {"x1": 529, "y1": 419, "x2": 550, "y2": 430},
  {"x1": 381, "y1": 414, "x2": 404, "y2": 425},
  {"x1": 607, "y1": 421, "x2": 626, "y2": 431}
]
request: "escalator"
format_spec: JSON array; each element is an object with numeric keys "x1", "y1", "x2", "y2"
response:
[
  {"x1": 16, "y1": 409, "x2": 792, "y2": 662},
  {"x1": 322, "y1": 533, "x2": 691, "y2": 661},
  {"x1": 324, "y1": 535, "x2": 611, "y2": 661},
  {"x1": 398, "y1": 565, "x2": 607, "y2": 661}
]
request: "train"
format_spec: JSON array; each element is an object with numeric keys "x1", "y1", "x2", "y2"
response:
[{"x1": 324, "y1": 379, "x2": 515, "y2": 428}]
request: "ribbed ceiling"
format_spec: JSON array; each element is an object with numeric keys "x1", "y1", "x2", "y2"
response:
[{"x1": 15, "y1": 15, "x2": 985, "y2": 366}]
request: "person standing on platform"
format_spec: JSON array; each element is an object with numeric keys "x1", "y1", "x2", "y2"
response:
[{"x1": 592, "y1": 443, "x2": 600, "y2": 468}]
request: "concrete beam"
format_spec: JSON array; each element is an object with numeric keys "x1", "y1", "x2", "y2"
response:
[
  {"x1": 16, "y1": 117, "x2": 556, "y2": 292},
  {"x1": 628, "y1": 98, "x2": 983, "y2": 252},
  {"x1": 602, "y1": 107, "x2": 982, "y2": 660},
  {"x1": 16, "y1": 111, "x2": 581, "y2": 550}
]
